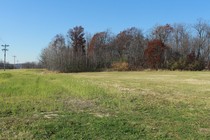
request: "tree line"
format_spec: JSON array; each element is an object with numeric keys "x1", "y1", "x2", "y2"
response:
[{"x1": 40, "y1": 19, "x2": 210, "y2": 72}]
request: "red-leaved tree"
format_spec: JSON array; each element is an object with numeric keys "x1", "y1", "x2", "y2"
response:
[{"x1": 144, "y1": 39, "x2": 167, "y2": 69}]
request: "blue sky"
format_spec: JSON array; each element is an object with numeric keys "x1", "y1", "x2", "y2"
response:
[{"x1": 0, "y1": 0, "x2": 210, "y2": 63}]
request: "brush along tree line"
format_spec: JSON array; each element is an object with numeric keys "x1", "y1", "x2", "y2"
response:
[{"x1": 40, "y1": 19, "x2": 210, "y2": 72}]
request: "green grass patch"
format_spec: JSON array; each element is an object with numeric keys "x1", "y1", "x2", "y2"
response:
[{"x1": 0, "y1": 69, "x2": 210, "y2": 139}]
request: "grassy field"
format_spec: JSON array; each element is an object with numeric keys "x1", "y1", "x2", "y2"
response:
[{"x1": 0, "y1": 69, "x2": 210, "y2": 139}]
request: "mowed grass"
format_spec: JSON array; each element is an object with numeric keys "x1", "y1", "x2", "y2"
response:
[{"x1": 0, "y1": 69, "x2": 210, "y2": 139}]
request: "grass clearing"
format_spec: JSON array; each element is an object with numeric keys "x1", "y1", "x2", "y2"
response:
[{"x1": 0, "y1": 69, "x2": 210, "y2": 139}]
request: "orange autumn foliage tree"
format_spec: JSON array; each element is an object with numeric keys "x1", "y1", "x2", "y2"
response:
[
  {"x1": 88, "y1": 32, "x2": 107, "y2": 55},
  {"x1": 144, "y1": 39, "x2": 167, "y2": 69}
]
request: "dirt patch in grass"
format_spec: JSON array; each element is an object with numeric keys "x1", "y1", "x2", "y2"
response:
[
  {"x1": 183, "y1": 79, "x2": 210, "y2": 85},
  {"x1": 63, "y1": 98, "x2": 95, "y2": 109},
  {"x1": 114, "y1": 84, "x2": 136, "y2": 93},
  {"x1": 90, "y1": 112, "x2": 110, "y2": 118},
  {"x1": 41, "y1": 112, "x2": 59, "y2": 119},
  {"x1": 199, "y1": 128, "x2": 210, "y2": 135}
]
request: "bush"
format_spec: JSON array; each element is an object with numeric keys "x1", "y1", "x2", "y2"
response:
[
  {"x1": 168, "y1": 58, "x2": 186, "y2": 70},
  {"x1": 111, "y1": 62, "x2": 129, "y2": 71},
  {"x1": 187, "y1": 60, "x2": 205, "y2": 71},
  {"x1": 168, "y1": 59, "x2": 205, "y2": 71}
]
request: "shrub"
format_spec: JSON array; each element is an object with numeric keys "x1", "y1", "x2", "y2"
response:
[
  {"x1": 111, "y1": 62, "x2": 129, "y2": 71},
  {"x1": 187, "y1": 60, "x2": 205, "y2": 71},
  {"x1": 168, "y1": 58, "x2": 186, "y2": 70}
]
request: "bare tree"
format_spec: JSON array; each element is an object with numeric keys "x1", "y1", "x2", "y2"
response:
[
  {"x1": 40, "y1": 34, "x2": 67, "y2": 72},
  {"x1": 152, "y1": 24, "x2": 173, "y2": 44},
  {"x1": 171, "y1": 24, "x2": 191, "y2": 56},
  {"x1": 125, "y1": 27, "x2": 145, "y2": 69},
  {"x1": 204, "y1": 27, "x2": 210, "y2": 69},
  {"x1": 193, "y1": 19, "x2": 210, "y2": 59}
]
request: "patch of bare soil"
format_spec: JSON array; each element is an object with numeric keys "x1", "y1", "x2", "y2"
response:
[
  {"x1": 199, "y1": 128, "x2": 210, "y2": 135},
  {"x1": 62, "y1": 98, "x2": 95, "y2": 111},
  {"x1": 184, "y1": 79, "x2": 210, "y2": 85},
  {"x1": 90, "y1": 112, "x2": 110, "y2": 118}
]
